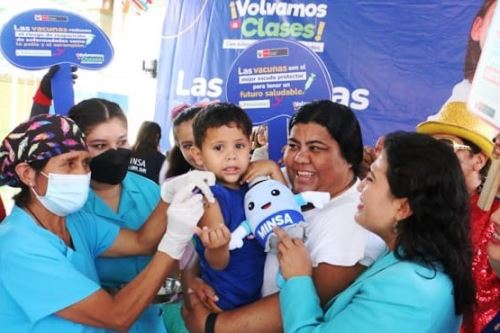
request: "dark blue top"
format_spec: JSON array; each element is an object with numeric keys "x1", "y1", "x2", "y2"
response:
[{"x1": 195, "y1": 183, "x2": 266, "y2": 310}]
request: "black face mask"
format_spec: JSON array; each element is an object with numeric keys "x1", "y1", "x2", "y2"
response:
[{"x1": 90, "y1": 148, "x2": 131, "y2": 185}]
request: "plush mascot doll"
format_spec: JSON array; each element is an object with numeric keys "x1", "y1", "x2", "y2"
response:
[{"x1": 229, "y1": 176, "x2": 330, "y2": 252}]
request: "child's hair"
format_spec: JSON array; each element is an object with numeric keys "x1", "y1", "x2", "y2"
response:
[
  {"x1": 132, "y1": 121, "x2": 161, "y2": 155},
  {"x1": 192, "y1": 102, "x2": 252, "y2": 148},
  {"x1": 464, "y1": 0, "x2": 497, "y2": 81}
]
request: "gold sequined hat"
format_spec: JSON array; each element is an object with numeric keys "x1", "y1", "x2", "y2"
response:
[{"x1": 416, "y1": 102, "x2": 497, "y2": 157}]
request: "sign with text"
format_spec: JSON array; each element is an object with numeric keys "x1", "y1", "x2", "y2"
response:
[
  {"x1": 226, "y1": 38, "x2": 332, "y2": 160},
  {"x1": 0, "y1": 8, "x2": 113, "y2": 69},
  {"x1": 0, "y1": 8, "x2": 114, "y2": 115},
  {"x1": 468, "y1": 4, "x2": 500, "y2": 129},
  {"x1": 155, "y1": 0, "x2": 485, "y2": 152}
]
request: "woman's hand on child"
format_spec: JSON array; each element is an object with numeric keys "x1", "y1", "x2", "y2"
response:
[
  {"x1": 274, "y1": 227, "x2": 312, "y2": 279},
  {"x1": 195, "y1": 224, "x2": 231, "y2": 249},
  {"x1": 182, "y1": 289, "x2": 213, "y2": 333},
  {"x1": 185, "y1": 278, "x2": 223, "y2": 313}
]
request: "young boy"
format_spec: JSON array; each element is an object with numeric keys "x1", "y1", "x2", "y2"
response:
[{"x1": 191, "y1": 102, "x2": 266, "y2": 311}]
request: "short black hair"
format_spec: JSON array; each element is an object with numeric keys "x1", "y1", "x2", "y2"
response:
[
  {"x1": 192, "y1": 102, "x2": 252, "y2": 148},
  {"x1": 290, "y1": 100, "x2": 363, "y2": 177}
]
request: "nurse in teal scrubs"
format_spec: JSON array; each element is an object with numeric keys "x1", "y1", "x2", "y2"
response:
[
  {"x1": 0, "y1": 114, "x2": 208, "y2": 333},
  {"x1": 273, "y1": 132, "x2": 476, "y2": 332},
  {"x1": 68, "y1": 98, "x2": 171, "y2": 333}
]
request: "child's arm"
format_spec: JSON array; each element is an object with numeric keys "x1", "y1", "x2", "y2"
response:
[
  {"x1": 197, "y1": 200, "x2": 231, "y2": 270},
  {"x1": 242, "y1": 160, "x2": 287, "y2": 185}
]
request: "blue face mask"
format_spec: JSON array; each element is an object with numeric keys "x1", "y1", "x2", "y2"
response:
[{"x1": 32, "y1": 172, "x2": 91, "y2": 216}]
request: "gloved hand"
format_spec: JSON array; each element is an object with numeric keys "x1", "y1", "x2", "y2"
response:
[
  {"x1": 161, "y1": 170, "x2": 216, "y2": 204},
  {"x1": 158, "y1": 183, "x2": 206, "y2": 259}
]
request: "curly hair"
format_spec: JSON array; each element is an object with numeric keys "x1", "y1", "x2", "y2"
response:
[{"x1": 384, "y1": 131, "x2": 474, "y2": 315}]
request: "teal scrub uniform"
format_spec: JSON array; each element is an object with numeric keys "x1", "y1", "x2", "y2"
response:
[
  {"x1": 0, "y1": 206, "x2": 119, "y2": 333},
  {"x1": 279, "y1": 250, "x2": 462, "y2": 332},
  {"x1": 82, "y1": 172, "x2": 166, "y2": 333}
]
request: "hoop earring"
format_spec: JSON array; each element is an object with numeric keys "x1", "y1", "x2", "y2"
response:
[{"x1": 392, "y1": 221, "x2": 399, "y2": 234}]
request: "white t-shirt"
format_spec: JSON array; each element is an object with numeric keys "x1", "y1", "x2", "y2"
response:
[{"x1": 261, "y1": 179, "x2": 386, "y2": 296}]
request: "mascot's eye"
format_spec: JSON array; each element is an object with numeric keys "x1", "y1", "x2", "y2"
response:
[
  {"x1": 248, "y1": 202, "x2": 255, "y2": 210},
  {"x1": 271, "y1": 189, "x2": 280, "y2": 196}
]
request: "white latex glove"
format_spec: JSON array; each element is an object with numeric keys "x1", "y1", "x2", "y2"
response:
[
  {"x1": 161, "y1": 170, "x2": 216, "y2": 204},
  {"x1": 300, "y1": 191, "x2": 330, "y2": 209},
  {"x1": 158, "y1": 183, "x2": 205, "y2": 259}
]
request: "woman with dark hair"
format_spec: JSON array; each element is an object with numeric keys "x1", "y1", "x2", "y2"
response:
[
  {"x1": 129, "y1": 121, "x2": 165, "y2": 183},
  {"x1": 68, "y1": 98, "x2": 214, "y2": 333},
  {"x1": 417, "y1": 102, "x2": 500, "y2": 333},
  {"x1": 182, "y1": 100, "x2": 385, "y2": 332},
  {"x1": 274, "y1": 131, "x2": 475, "y2": 332}
]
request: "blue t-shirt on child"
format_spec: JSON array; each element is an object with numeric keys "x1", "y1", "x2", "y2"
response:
[{"x1": 195, "y1": 183, "x2": 266, "y2": 310}]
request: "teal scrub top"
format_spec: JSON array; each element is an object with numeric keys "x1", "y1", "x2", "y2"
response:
[
  {"x1": 82, "y1": 172, "x2": 165, "y2": 333},
  {"x1": 280, "y1": 250, "x2": 462, "y2": 332},
  {"x1": 0, "y1": 206, "x2": 119, "y2": 333}
]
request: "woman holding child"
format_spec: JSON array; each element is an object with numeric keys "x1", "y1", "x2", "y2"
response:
[{"x1": 183, "y1": 100, "x2": 385, "y2": 332}]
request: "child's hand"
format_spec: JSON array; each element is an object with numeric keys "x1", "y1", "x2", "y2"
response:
[
  {"x1": 195, "y1": 224, "x2": 231, "y2": 249},
  {"x1": 274, "y1": 227, "x2": 312, "y2": 279},
  {"x1": 184, "y1": 278, "x2": 222, "y2": 313},
  {"x1": 241, "y1": 160, "x2": 283, "y2": 184}
]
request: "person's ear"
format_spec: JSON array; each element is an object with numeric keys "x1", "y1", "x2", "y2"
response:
[
  {"x1": 14, "y1": 162, "x2": 37, "y2": 187},
  {"x1": 471, "y1": 16, "x2": 484, "y2": 42},
  {"x1": 395, "y1": 197, "x2": 413, "y2": 221},
  {"x1": 472, "y1": 152, "x2": 488, "y2": 172},
  {"x1": 190, "y1": 146, "x2": 204, "y2": 169}
]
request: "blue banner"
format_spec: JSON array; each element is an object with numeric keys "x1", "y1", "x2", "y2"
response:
[
  {"x1": 226, "y1": 38, "x2": 333, "y2": 160},
  {"x1": 155, "y1": 0, "x2": 484, "y2": 151}
]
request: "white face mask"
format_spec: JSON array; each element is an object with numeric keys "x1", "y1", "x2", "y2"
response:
[{"x1": 32, "y1": 172, "x2": 91, "y2": 216}]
